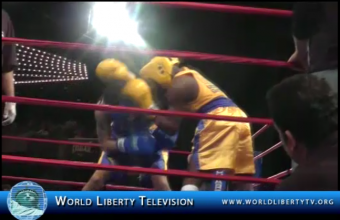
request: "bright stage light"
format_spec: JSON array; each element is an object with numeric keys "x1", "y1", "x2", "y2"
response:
[{"x1": 90, "y1": 2, "x2": 146, "y2": 47}]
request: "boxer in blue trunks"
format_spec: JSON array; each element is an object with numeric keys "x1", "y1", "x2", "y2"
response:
[
  {"x1": 82, "y1": 59, "x2": 177, "y2": 191},
  {"x1": 94, "y1": 124, "x2": 171, "y2": 190}
]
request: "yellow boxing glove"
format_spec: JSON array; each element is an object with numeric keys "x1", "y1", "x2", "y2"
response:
[
  {"x1": 121, "y1": 78, "x2": 154, "y2": 109},
  {"x1": 96, "y1": 59, "x2": 136, "y2": 82}
]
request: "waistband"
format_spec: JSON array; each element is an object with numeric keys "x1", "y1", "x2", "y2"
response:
[{"x1": 198, "y1": 97, "x2": 237, "y2": 113}]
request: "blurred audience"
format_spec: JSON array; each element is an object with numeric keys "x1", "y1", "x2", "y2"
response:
[{"x1": 2, "y1": 119, "x2": 99, "y2": 189}]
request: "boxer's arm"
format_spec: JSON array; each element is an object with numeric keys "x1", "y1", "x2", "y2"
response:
[
  {"x1": 166, "y1": 75, "x2": 198, "y2": 111},
  {"x1": 94, "y1": 110, "x2": 117, "y2": 152},
  {"x1": 293, "y1": 37, "x2": 308, "y2": 55},
  {"x1": 293, "y1": 2, "x2": 321, "y2": 40},
  {"x1": 155, "y1": 110, "x2": 180, "y2": 136},
  {"x1": 292, "y1": 2, "x2": 322, "y2": 54},
  {"x1": 95, "y1": 110, "x2": 110, "y2": 144},
  {"x1": 2, "y1": 11, "x2": 16, "y2": 97},
  {"x1": 156, "y1": 76, "x2": 197, "y2": 134},
  {"x1": 2, "y1": 71, "x2": 15, "y2": 97}
]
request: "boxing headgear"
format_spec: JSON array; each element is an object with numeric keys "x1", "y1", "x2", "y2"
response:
[
  {"x1": 96, "y1": 59, "x2": 136, "y2": 82},
  {"x1": 121, "y1": 78, "x2": 153, "y2": 109},
  {"x1": 140, "y1": 57, "x2": 180, "y2": 88}
]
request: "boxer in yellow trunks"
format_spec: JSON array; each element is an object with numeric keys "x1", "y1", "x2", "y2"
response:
[
  {"x1": 82, "y1": 59, "x2": 176, "y2": 191},
  {"x1": 140, "y1": 57, "x2": 255, "y2": 191}
]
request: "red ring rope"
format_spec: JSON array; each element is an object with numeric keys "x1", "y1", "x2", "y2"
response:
[
  {"x1": 2, "y1": 96, "x2": 273, "y2": 124},
  {"x1": 2, "y1": 176, "x2": 152, "y2": 191},
  {"x1": 2, "y1": 134, "x2": 280, "y2": 160},
  {"x1": 68, "y1": 125, "x2": 270, "y2": 141},
  {"x1": 2, "y1": 155, "x2": 280, "y2": 184},
  {"x1": 148, "y1": 2, "x2": 292, "y2": 17},
  {"x1": 251, "y1": 125, "x2": 270, "y2": 139},
  {"x1": 3, "y1": 37, "x2": 291, "y2": 68},
  {"x1": 253, "y1": 168, "x2": 292, "y2": 188},
  {"x1": 254, "y1": 142, "x2": 282, "y2": 160},
  {"x1": 2, "y1": 135, "x2": 190, "y2": 156},
  {"x1": 268, "y1": 169, "x2": 293, "y2": 179},
  {"x1": 68, "y1": 138, "x2": 98, "y2": 142}
]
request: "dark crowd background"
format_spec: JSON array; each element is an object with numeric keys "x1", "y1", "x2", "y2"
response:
[{"x1": 2, "y1": 2, "x2": 296, "y2": 190}]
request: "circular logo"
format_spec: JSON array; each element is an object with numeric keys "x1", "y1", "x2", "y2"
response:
[{"x1": 7, "y1": 181, "x2": 48, "y2": 220}]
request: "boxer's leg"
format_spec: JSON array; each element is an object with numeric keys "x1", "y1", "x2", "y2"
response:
[
  {"x1": 148, "y1": 125, "x2": 174, "y2": 190},
  {"x1": 82, "y1": 170, "x2": 110, "y2": 191},
  {"x1": 82, "y1": 152, "x2": 117, "y2": 191},
  {"x1": 230, "y1": 108, "x2": 255, "y2": 191},
  {"x1": 182, "y1": 107, "x2": 246, "y2": 191},
  {"x1": 182, "y1": 151, "x2": 202, "y2": 191},
  {"x1": 136, "y1": 131, "x2": 171, "y2": 191},
  {"x1": 149, "y1": 150, "x2": 171, "y2": 191},
  {"x1": 184, "y1": 158, "x2": 234, "y2": 191}
]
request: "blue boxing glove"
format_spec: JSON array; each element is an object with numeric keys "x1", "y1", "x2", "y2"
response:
[
  {"x1": 116, "y1": 133, "x2": 157, "y2": 155},
  {"x1": 151, "y1": 127, "x2": 178, "y2": 150}
]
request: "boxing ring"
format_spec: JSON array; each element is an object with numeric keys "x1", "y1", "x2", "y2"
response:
[{"x1": 2, "y1": 2, "x2": 293, "y2": 190}]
